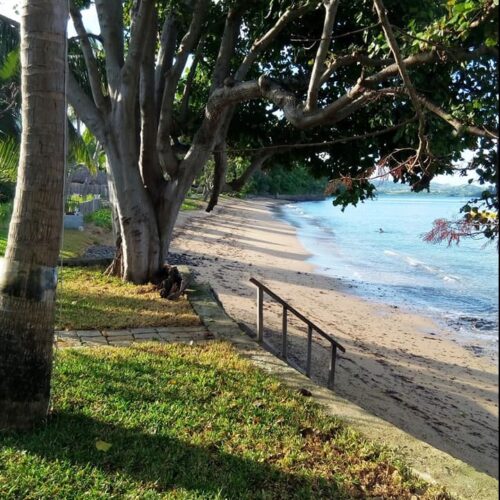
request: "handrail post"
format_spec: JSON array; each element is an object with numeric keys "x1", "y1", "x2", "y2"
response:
[
  {"x1": 306, "y1": 325, "x2": 312, "y2": 377},
  {"x1": 328, "y1": 345, "x2": 337, "y2": 389},
  {"x1": 282, "y1": 305, "x2": 288, "y2": 359},
  {"x1": 250, "y1": 278, "x2": 344, "y2": 390},
  {"x1": 256, "y1": 286, "x2": 263, "y2": 342}
]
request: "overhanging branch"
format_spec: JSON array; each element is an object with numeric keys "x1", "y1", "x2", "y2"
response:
[
  {"x1": 373, "y1": 0, "x2": 427, "y2": 160},
  {"x1": 69, "y1": 1, "x2": 107, "y2": 112},
  {"x1": 305, "y1": 0, "x2": 339, "y2": 111}
]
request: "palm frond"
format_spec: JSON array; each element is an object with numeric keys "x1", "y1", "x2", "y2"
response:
[
  {"x1": 0, "y1": 49, "x2": 20, "y2": 81},
  {"x1": 0, "y1": 136, "x2": 19, "y2": 182}
]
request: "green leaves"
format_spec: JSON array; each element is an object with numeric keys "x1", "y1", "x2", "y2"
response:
[
  {"x1": 0, "y1": 49, "x2": 19, "y2": 81},
  {"x1": 0, "y1": 137, "x2": 19, "y2": 183}
]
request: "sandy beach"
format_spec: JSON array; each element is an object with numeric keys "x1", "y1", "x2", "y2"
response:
[{"x1": 172, "y1": 197, "x2": 499, "y2": 478}]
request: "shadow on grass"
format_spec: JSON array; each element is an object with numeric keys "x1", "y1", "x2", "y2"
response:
[
  {"x1": 2, "y1": 410, "x2": 344, "y2": 499},
  {"x1": 0, "y1": 346, "x2": 356, "y2": 498}
]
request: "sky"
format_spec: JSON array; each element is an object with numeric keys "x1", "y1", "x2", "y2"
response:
[
  {"x1": 0, "y1": 1, "x2": 480, "y2": 187},
  {"x1": 0, "y1": 0, "x2": 100, "y2": 37}
]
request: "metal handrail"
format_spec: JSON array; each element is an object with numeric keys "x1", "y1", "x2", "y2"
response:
[{"x1": 250, "y1": 277, "x2": 346, "y2": 389}]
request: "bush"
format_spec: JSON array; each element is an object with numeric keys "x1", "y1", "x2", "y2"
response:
[
  {"x1": 65, "y1": 193, "x2": 95, "y2": 214},
  {"x1": 0, "y1": 201, "x2": 13, "y2": 225},
  {"x1": 84, "y1": 207, "x2": 112, "y2": 231},
  {"x1": 0, "y1": 181, "x2": 15, "y2": 203},
  {"x1": 248, "y1": 164, "x2": 327, "y2": 195}
]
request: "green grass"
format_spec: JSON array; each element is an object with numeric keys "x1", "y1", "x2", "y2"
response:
[
  {"x1": 0, "y1": 342, "x2": 447, "y2": 499},
  {"x1": 181, "y1": 196, "x2": 205, "y2": 211},
  {"x1": 0, "y1": 222, "x2": 113, "y2": 259},
  {"x1": 56, "y1": 267, "x2": 200, "y2": 330},
  {"x1": 60, "y1": 228, "x2": 113, "y2": 259},
  {"x1": 1, "y1": 197, "x2": 201, "y2": 259}
]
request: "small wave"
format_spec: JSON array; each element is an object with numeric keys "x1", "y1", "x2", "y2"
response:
[
  {"x1": 405, "y1": 256, "x2": 421, "y2": 267},
  {"x1": 385, "y1": 250, "x2": 454, "y2": 279},
  {"x1": 443, "y1": 275, "x2": 461, "y2": 283},
  {"x1": 384, "y1": 250, "x2": 398, "y2": 257}
]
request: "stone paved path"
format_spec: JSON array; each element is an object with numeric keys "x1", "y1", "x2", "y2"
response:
[{"x1": 55, "y1": 325, "x2": 215, "y2": 348}]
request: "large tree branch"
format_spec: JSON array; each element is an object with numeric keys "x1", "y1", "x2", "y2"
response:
[
  {"x1": 235, "y1": 2, "x2": 315, "y2": 81},
  {"x1": 179, "y1": 35, "x2": 205, "y2": 126},
  {"x1": 305, "y1": 0, "x2": 339, "y2": 111},
  {"x1": 469, "y1": 0, "x2": 497, "y2": 29},
  {"x1": 210, "y1": 8, "x2": 242, "y2": 91},
  {"x1": 69, "y1": 1, "x2": 107, "y2": 112},
  {"x1": 157, "y1": 0, "x2": 209, "y2": 177},
  {"x1": 319, "y1": 53, "x2": 393, "y2": 86},
  {"x1": 226, "y1": 149, "x2": 275, "y2": 192},
  {"x1": 122, "y1": 0, "x2": 155, "y2": 86},
  {"x1": 195, "y1": 37, "x2": 499, "y2": 131},
  {"x1": 373, "y1": 0, "x2": 427, "y2": 158},
  {"x1": 67, "y1": 70, "x2": 106, "y2": 144},
  {"x1": 95, "y1": 0, "x2": 124, "y2": 94},
  {"x1": 225, "y1": 120, "x2": 415, "y2": 154},
  {"x1": 224, "y1": 121, "x2": 416, "y2": 193},
  {"x1": 139, "y1": 7, "x2": 165, "y2": 203},
  {"x1": 212, "y1": 3, "x2": 315, "y2": 187},
  {"x1": 204, "y1": 6, "x2": 245, "y2": 192},
  {"x1": 419, "y1": 96, "x2": 499, "y2": 140},
  {"x1": 364, "y1": 46, "x2": 497, "y2": 86},
  {"x1": 206, "y1": 144, "x2": 228, "y2": 212},
  {"x1": 155, "y1": 15, "x2": 178, "y2": 119}
]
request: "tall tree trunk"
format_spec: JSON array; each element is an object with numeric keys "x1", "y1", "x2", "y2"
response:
[
  {"x1": 103, "y1": 132, "x2": 161, "y2": 284},
  {"x1": 0, "y1": 0, "x2": 68, "y2": 430}
]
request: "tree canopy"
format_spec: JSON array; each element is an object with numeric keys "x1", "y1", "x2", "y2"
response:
[{"x1": 0, "y1": 0, "x2": 497, "y2": 281}]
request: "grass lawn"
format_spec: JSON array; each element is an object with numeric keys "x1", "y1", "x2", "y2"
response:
[
  {"x1": 56, "y1": 267, "x2": 200, "y2": 330},
  {"x1": 181, "y1": 197, "x2": 205, "y2": 211},
  {"x1": 0, "y1": 225, "x2": 113, "y2": 260},
  {"x1": 1, "y1": 198, "x2": 203, "y2": 259},
  {"x1": 0, "y1": 342, "x2": 446, "y2": 499},
  {"x1": 60, "y1": 226, "x2": 114, "y2": 259}
]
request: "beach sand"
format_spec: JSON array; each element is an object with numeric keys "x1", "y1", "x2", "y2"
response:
[{"x1": 172, "y1": 197, "x2": 499, "y2": 478}]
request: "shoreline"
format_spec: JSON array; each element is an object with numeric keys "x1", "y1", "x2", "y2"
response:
[
  {"x1": 274, "y1": 199, "x2": 499, "y2": 365},
  {"x1": 172, "y1": 196, "x2": 499, "y2": 478}
]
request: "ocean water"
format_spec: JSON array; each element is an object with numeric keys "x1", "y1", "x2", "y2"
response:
[{"x1": 278, "y1": 195, "x2": 499, "y2": 358}]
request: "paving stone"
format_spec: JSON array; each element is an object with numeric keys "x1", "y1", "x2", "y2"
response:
[
  {"x1": 81, "y1": 336, "x2": 108, "y2": 344},
  {"x1": 104, "y1": 335, "x2": 133, "y2": 342},
  {"x1": 56, "y1": 339, "x2": 82, "y2": 348},
  {"x1": 133, "y1": 337, "x2": 159, "y2": 343},
  {"x1": 158, "y1": 331, "x2": 195, "y2": 341},
  {"x1": 76, "y1": 330, "x2": 101, "y2": 337},
  {"x1": 130, "y1": 328, "x2": 158, "y2": 334},
  {"x1": 109, "y1": 340, "x2": 132, "y2": 346},
  {"x1": 168, "y1": 326, "x2": 208, "y2": 333},
  {"x1": 103, "y1": 329, "x2": 131, "y2": 337},
  {"x1": 155, "y1": 327, "x2": 171, "y2": 334},
  {"x1": 55, "y1": 330, "x2": 79, "y2": 339},
  {"x1": 132, "y1": 332, "x2": 159, "y2": 340}
]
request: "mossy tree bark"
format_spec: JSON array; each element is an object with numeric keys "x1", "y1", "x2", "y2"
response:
[{"x1": 0, "y1": 0, "x2": 68, "y2": 430}]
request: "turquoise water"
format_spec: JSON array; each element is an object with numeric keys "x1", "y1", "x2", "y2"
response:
[{"x1": 279, "y1": 195, "x2": 499, "y2": 357}]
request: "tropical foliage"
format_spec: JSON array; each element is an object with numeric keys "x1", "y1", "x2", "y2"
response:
[{"x1": 0, "y1": 1, "x2": 497, "y2": 281}]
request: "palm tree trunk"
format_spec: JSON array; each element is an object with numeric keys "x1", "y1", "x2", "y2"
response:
[{"x1": 0, "y1": 0, "x2": 68, "y2": 430}]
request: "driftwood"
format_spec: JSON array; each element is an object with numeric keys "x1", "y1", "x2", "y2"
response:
[{"x1": 153, "y1": 264, "x2": 190, "y2": 300}]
